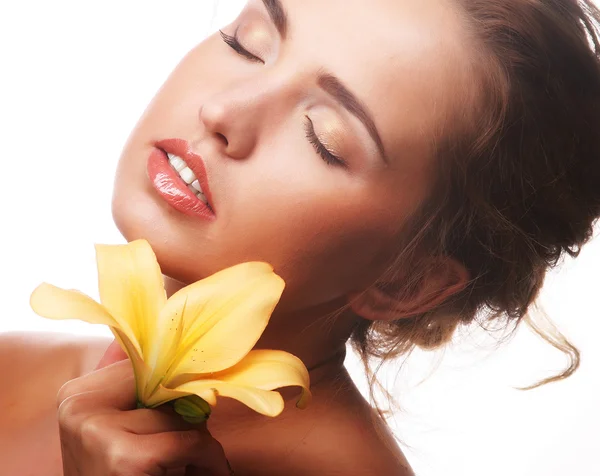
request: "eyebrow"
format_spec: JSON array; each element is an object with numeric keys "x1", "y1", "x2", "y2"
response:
[
  {"x1": 261, "y1": 0, "x2": 288, "y2": 38},
  {"x1": 261, "y1": 0, "x2": 388, "y2": 163},
  {"x1": 317, "y1": 72, "x2": 388, "y2": 163}
]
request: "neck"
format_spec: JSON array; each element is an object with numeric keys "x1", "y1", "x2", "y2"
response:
[{"x1": 164, "y1": 276, "x2": 359, "y2": 388}]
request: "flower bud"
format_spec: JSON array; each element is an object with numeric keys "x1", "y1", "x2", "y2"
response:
[{"x1": 173, "y1": 395, "x2": 212, "y2": 423}]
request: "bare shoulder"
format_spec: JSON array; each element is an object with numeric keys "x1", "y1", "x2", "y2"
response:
[
  {"x1": 248, "y1": 371, "x2": 415, "y2": 476},
  {"x1": 0, "y1": 331, "x2": 112, "y2": 380},
  {"x1": 0, "y1": 332, "x2": 112, "y2": 422},
  {"x1": 303, "y1": 401, "x2": 414, "y2": 476},
  {"x1": 324, "y1": 373, "x2": 414, "y2": 475}
]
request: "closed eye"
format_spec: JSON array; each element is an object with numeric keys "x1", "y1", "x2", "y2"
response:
[
  {"x1": 304, "y1": 117, "x2": 347, "y2": 168},
  {"x1": 220, "y1": 29, "x2": 346, "y2": 169},
  {"x1": 219, "y1": 30, "x2": 264, "y2": 64}
]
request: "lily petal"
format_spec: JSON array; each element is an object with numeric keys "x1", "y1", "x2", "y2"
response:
[
  {"x1": 96, "y1": 240, "x2": 167, "y2": 360},
  {"x1": 210, "y1": 349, "x2": 312, "y2": 409},
  {"x1": 175, "y1": 379, "x2": 285, "y2": 417},
  {"x1": 144, "y1": 383, "x2": 217, "y2": 408},
  {"x1": 30, "y1": 284, "x2": 148, "y2": 394},
  {"x1": 157, "y1": 262, "x2": 285, "y2": 381},
  {"x1": 30, "y1": 283, "x2": 118, "y2": 328},
  {"x1": 111, "y1": 327, "x2": 150, "y2": 403}
]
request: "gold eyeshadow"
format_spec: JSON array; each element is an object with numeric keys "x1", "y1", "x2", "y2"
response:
[
  {"x1": 313, "y1": 116, "x2": 347, "y2": 158},
  {"x1": 237, "y1": 22, "x2": 273, "y2": 58}
]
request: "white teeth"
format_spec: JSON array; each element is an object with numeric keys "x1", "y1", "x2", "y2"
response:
[
  {"x1": 191, "y1": 180, "x2": 203, "y2": 193},
  {"x1": 197, "y1": 192, "x2": 209, "y2": 205},
  {"x1": 166, "y1": 152, "x2": 209, "y2": 207},
  {"x1": 179, "y1": 166, "x2": 196, "y2": 184},
  {"x1": 168, "y1": 154, "x2": 187, "y2": 173},
  {"x1": 188, "y1": 185, "x2": 209, "y2": 206}
]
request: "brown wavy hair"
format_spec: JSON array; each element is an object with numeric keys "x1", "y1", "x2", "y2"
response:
[{"x1": 350, "y1": 0, "x2": 600, "y2": 407}]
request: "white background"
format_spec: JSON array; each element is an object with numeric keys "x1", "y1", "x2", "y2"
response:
[{"x1": 1, "y1": 1, "x2": 599, "y2": 475}]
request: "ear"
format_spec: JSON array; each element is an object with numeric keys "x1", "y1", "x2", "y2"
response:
[{"x1": 348, "y1": 257, "x2": 470, "y2": 321}]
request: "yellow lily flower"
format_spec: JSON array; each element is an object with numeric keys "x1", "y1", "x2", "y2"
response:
[{"x1": 30, "y1": 240, "x2": 311, "y2": 420}]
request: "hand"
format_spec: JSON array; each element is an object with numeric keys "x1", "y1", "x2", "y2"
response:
[{"x1": 57, "y1": 340, "x2": 234, "y2": 475}]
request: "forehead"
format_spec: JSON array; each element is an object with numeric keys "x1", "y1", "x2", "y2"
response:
[{"x1": 281, "y1": 0, "x2": 473, "y2": 165}]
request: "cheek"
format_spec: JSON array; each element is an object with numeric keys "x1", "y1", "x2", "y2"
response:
[
  {"x1": 222, "y1": 165, "x2": 400, "y2": 307},
  {"x1": 285, "y1": 196, "x2": 397, "y2": 301}
]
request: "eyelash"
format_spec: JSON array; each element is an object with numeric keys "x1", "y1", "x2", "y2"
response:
[
  {"x1": 219, "y1": 30, "x2": 263, "y2": 63},
  {"x1": 303, "y1": 117, "x2": 347, "y2": 168},
  {"x1": 219, "y1": 29, "x2": 347, "y2": 168}
]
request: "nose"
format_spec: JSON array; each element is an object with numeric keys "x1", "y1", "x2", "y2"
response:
[
  {"x1": 198, "y1": 101, "x2": 241, "y2": 156},
  {"x1": 198, "y1": 74, "x2": 296, "y2": 160}
]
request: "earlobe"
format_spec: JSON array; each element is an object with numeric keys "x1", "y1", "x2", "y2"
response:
[{"x1": 348, "y1": 257, "x2": 470, "y2": 321}]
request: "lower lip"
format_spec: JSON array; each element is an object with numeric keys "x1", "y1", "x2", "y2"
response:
[{"x1": 146, "y1": 148, "x2": 215, "y2": 221}]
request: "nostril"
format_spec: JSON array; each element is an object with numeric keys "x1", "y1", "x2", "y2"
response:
[{"x1": 217, "y1": 133, "x2": 229, "y2": 146}]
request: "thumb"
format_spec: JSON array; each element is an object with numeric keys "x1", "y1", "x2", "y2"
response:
[{"x1": 95, "y1": 338, "x2": 129, "y2": 370}]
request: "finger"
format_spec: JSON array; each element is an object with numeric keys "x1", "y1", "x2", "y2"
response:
[
  {"x1": 57, "y1": 362, "x2": 136, "y2": 411},
  {"x1": 119, "y1": 407, "x2": 202, "y2": 435},
  {"x1": 133, "y1": 430, "x2": 227, "y2": 475},
  {"x1": 95, "y1": 339, "x2": 128, "y2": 370},
  {"x1": 60, "y1": 357, "x2": 134, "y2": 400},
  {"x1": 58, "y1": 390, "x2": 136, "y2": 433},
  {"x1": 58, "y1": 358, "x2": 133, "y2": 402},
  {"x1": 59, "y1": 405, "x2": 197, "y2": 438}
]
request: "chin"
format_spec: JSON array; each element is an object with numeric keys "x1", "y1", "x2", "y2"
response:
[{"x1": 111, "y1": 182, "x2": 204, "y2": 285}]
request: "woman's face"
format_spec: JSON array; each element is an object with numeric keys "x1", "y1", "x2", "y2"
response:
[{"x1": 113, "y1": 0, "x2": 470, "y2": 312}]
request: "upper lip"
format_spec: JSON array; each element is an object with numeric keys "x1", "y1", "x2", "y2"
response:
[{"x1": 155, "y1": 138, "x2": 215, "y2": 212}]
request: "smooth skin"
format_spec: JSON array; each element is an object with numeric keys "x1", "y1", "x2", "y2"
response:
[{"x1": 1, "y1": 0, "x2": 477, "y2": 473}]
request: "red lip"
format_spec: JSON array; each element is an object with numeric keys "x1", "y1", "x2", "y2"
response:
[{"x1": 147, "y1": 138, "x2": 216, "y2": 220}]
